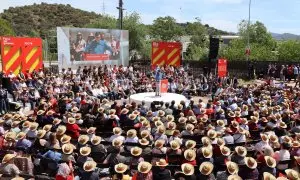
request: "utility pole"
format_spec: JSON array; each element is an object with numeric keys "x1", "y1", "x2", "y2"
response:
[
  {"x1": 102, "y1": 0, "x2": 106, "y2": 15},
  {"x1": 117, "y1": 0, "x2": 124, "y2": 29}
]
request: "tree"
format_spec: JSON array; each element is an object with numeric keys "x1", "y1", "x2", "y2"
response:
[
  {"x1": 184, "y1": 44, "x2": 208, "y2": 61},
  {"x1": 185, "y1": 18, "x2": 207, "y2": 48},
  {"x1": 0, "y1": 18, "x2": 14, "y2": 36},
  {"x1": 278, "y1": 40, "x2": 300, "y2": 61},
  {"x1": 150, "y1": 16, "x2": 183, "y2": 41},
  {"x1": 238, "y1": 20, "x2": 276, "y2": 48},
  {"x1": 86, "y1": 15, "x2": 117, "y2": 29},
  {"x1": 123, "y1": 12, "x2": 147, "y2": 52}
]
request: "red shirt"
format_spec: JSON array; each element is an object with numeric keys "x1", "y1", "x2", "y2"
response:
[
  {"x1": 66, "y1": 124, "x2": 80, "y2": 139},
  {"x1": 182, "y1": 159, "x2": 197, "y2": 166}
]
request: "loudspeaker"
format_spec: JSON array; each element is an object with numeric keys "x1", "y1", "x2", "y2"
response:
[
  {"x1": 209, "y1": 37, "x2": 220, "y2": 60},
  {"x1": 2, "y1": 78, "x2": 11, "y2": 89}
]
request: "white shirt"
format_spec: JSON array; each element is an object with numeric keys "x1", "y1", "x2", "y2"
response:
[
  {"x1": 233, "y1": 133, "x2": 246, "y2": 143},
  {"x1": 255, "y1": 141, "x2": 270, "y2": 152}
]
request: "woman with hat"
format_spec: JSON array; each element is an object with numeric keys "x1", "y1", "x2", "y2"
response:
[
  {"x1": 183, "y1": 149, "x2": 197, "y2": 166},
  {"x1": 124, "y1": 129, "x2": 139, "y2": 151},
  {"x1": 231, "y1": 146, "x2": 247, "y2": 165},
  {"x1": 80, "y1": 161, "x2": 99, "y2": 180},
  {"x1": 15, "y1": 132, "x2": 32, "y2": 149},
  {"x1": 198, "y1": 161, "x2": 215, "y2": 180},
  {"x1": 132, "y1": 161, "x2": 153, "y2": 180},
  {"x1": 0, "y1": 154, "x2": 20, "y2": 180},
  {"x1": 216, "y1": 161, "x2": 239, "y2": 180},
  {"x1": 240, "y1": 157, "x2": 259, "y2": 180},
  {"x1": 113, "y1": 163, "x2": 131, "y2": 180},
  {"x1": 258, "y1": 156, "x2": 277, "y2": 179},
  {"x1": 109, "y1": 127, "x2": 125, "y2": 142},
  {"x1": 153, "y1": 159, "x2": 172, "y2": 180},
  {"x1": 66, "y1": 117, "x2": 81, "y2": 139},
  {"x1": 174, "y1": 163, "x2": 196, "y2": 180}
]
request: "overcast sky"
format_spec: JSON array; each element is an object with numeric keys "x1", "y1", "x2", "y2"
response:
[{"x1": 1, "y1": 0, "x2": 300, "y2": 34}]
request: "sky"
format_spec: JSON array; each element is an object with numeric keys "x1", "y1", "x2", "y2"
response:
[{"x1": 1, "y1": 0, "x2": 300, "y2": 34}]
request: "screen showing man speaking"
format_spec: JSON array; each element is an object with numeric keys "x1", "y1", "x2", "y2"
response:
[{"x1": 69, "y1": 28, "x2": 128, "y2": 61}]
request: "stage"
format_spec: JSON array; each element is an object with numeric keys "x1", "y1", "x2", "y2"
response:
[{"x1": 129, "y1": 92, "x2": 187, "y2": 106}]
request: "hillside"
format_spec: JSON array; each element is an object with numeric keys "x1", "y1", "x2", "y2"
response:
[
  {"x1": 0, "y1": 3, "x2": 102, "y2": 36},
  {"x1": 271, "y1": 32, "x2": 300, "y2": 40}
]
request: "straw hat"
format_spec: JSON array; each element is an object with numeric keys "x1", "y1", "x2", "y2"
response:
[
  {"x1": 285, "y1": 169, "x2": 299, "y2": 180},
  {"x1": 2, "y1": 154, "x2": 16, "y2": 164},
  {"x1": 188, "y1": 116, "x2": 197, "y2": 124},
  {"x1": 228, "y1": 111, "x2": 235, "y2": 118},
  {"x1": 231, "y1": 121, "x2": 239, "y2": 128},
  {"x1": 78, "y1": 135, "x2": 89, "y2": 145},
  {"x1": 167, "y1": 122, "x2": 176, "y2": 130},
  {"x1": 60, "y1": 135, "x2": 71, "y2": 144},
  {"x1": 83, "y1": 161, "x2": 97, "y2": 172},
  {"x1": 138, "y1": 161, "x2": 152, "y2": 174},
  {"x1": 264, "y1": 156, "x2": 276, "y2": 168},
  {"x1": 184, "y1": 149, "x2": 196, "y2": 161},
  {"x1": 102, "y1": 98, "x2": 109, "y2": 104},
  {"x1": 217, "y1": 138, "x2": 225, "y2": 146},
  {"x1": 202, "y1": 147, "x2": 213, "y2": 158},
  {"x1": 263, "y1": 172, "x2": 276, "y2": 180},
  {"x1": 245, "y1": 157, "x2": 257, "y2": 169},
  {"x1": 220, "y1": 146, "x2": 231, "y2": 156},
  {"x1": 207, "y1": 130, "x2": 217, "y2": 139},
  {"x1": 22, "y1": 121, "x2": 31, "y2": 128},
  {"x1": 155, "y1": 121, "x2": 163, "y2": 127},
  {"x1": 120, "y1": 108, "x2": 129, "y2": 114},
  {"x1": 46, "y1": 110, "x2": 55, "y2": 116},
  {"x1": 200, "y1": 117, "x2": 208, "y2": 123},
  {"x1": 152, "y1": 116, "x2": 160, "y2": 122},
  {"x1": 226, "y1": 161, "x2": 239, "y2": 174},
  {"x1": 228, "y1": 175, "x2": 242, "y2": 180},
  {"x1": 37, "y1": 129, "x2": 46, "y2": 139},
  {"x1": 250, "y1": 116, "x2": 258, "y2": 123},
  {"x1": 185, "y1": 140, "x2": 196, "y2": 149},
  {"x1": 3, "y1": 113, "x2": 12, "y2": 120},
  {"x1": 154, "y1": 139, "x2": 165, "y2": 149},
  {"x1": 146, "y1": 111, "x2": 153, "y2": 117},
  {"x1": 112, "y1": 138, "x2": 123, "y2": 147},
  {"x1": 178, "y1": 117, "x2": 187, "y2": 124},
  {"x1": 186, "y1": 124, "x2": 195, "y2": 132},
  {"x1": 217, "y1": 120, "x2": 225, "y2": 127},
  {"x1": 201, "y1": 137, "x2": 212, "y2": 146},
  {"x1": 91, "y1": 136, "x2": 102, "y2": 146},
  {"x1": 156, "y1": 159, "x2": 168, "y2": 167},
  {"x1": 67, "y1": 118, "x2": 76, "y2": 124},
  {"x1": 199, "y1": 162, "x2": 214, "y2": 175},
  {"x1": 113, "y1": 127, "x2": 122, "y2": 135},
  {"x1": 295, "y1": 156, "x2": 300, "y2": 165},
  {"x1": 177, "y1": 104, "x2": 183, "y2": 111},
  {"x1": 157, "y1": 125, "x2": 165, "y2": 134},
  {"x1": 293, "y1": 141, "x2": 300, "y2": 148},
  {"x1": 5, "y1": 131, "x2": 16, "y2": 141},
  {"x1": 140, "y1": 130, "x2": 150, "y2": 138},
  {"x1": 139, "y1": 138, "x2": 149, "y2": 146},
  {"x1": 128, "y1": 114, "x2": 137, "y2": 121},
  {"x1": 261, "y1": 133, "x2": 269, "y2": 142},
  {"x1": 131, "y1": 146, "x2": 142, "y2": 156},
  {"x1": 62, "y1": 143, "x2": 74, "y2": 155},
  {"x1": 53, "y1": 118, "x2": 62, "y2": 125},
  {"x1": 115, "y1": 163, "x2": 128, "y2": 174},
  {"x1": 279, "y1": 122, "x2": 287, "y2": 129},
  {"x1": 43, "y1": 124, "x2": 52, "y2": 132},
  {"x1": 241, "y1": 118, "x2": 248, "y2": 125},
  {"x1": 166, "y1": 115, "x2": 174, "y2": 122},
  {"x1": 80, "y1": 146, "x2": 91, "y2": 156},
  {"x1": 269, "y1": 134, "x2": 278, "y2": 143},
  {"x1": 56, "y1": 125, "x2": 66, "y2": 135},
  {"x1": 71, "y1": 107, "x2": 79, "y2": 113},
  {"x1": 235, "y1": 146, "x2": 247, "y2": 157},
  {"x1": 16, "y1": 132, "x2": 26, "y2": 140},
  {"x1": 170, "y1": 140, "x2": 180, "y2": 150},
  {"x1": 87, "y1": 127, "x2": 96, "y2": 134},
  {"x1": 11, "y1": 121, "x2": 20, "y2": 127},
  {"x1": 98, "y1": 107, "x2": 104, "y2": 113},
  {"x1": 109, "y1": 109, "x2": 116, "y2": 115},
  {"x1": 181, "y1": 163, "x2": 194, "y2": 176},
  {"x1": 158, "y1": 110, "x2": 165, "y2": 117},
  {"x1": 74, "y1": 113, "x2": 82, "y2": 120}
]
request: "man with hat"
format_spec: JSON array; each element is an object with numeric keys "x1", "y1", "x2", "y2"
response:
[
  {"x1": 153, "y1": 159, "x2": 172, "y2": 180},
  {"x1": 0, "y1": 154, "x2": 20, "y2": 179}
]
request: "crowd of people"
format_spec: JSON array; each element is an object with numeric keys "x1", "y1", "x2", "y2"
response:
[{"x1": 0, "y1": 64, "x2": 299, "y2": 180}]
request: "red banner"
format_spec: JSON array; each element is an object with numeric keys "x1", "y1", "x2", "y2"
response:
[
  {"x1": 152, "y1": 42, "x2": 182, "y2": 68},
  {"x1": 83, "y1": 54, "x2": 110, "y2": 61},
  {"x1": 218, "y1": 59, "x2": 227, "y2": 77},
  {"x1": 160, "y1": 79, "x2": 168, "y2": 93}
]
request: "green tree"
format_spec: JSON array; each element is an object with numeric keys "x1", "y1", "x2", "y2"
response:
[
  {"x1": 0, "y1": 18, "x2": 14, "y2": 36},
  {"x1": 278, "y1": 40, "x2": 300, "y2": 61},
  {"x1": 184, "y1": 44, "x2": 208, "y2": 61},
  {"x1": 150, "y1": 16, "x2": 183, "y2": 41},
  {"x1": 86, "y1": 15, "x2": 117, "y2": 29},
  {"x1": 123, "y1": 12, "x2": 147, "y2": 52},
  {"x1": 185, "y1": 18, "x2": 207, "y2": 48}
]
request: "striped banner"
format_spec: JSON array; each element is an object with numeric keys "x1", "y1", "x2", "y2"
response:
[
  {"x1": 0, "y1": 37, "x2": 43, "y2": 75},
  {"x1": 152, "y1": 42, "x2": 182, "y2": 67}
]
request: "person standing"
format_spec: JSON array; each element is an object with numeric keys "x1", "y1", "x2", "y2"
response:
[{"x1": 0, "y1": 85, "x2": 8, "y2": 114}]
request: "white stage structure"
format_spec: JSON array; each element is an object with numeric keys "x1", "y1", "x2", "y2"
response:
[{"x1": 130, "y1": 92, "x2": 187, "y2": 106}]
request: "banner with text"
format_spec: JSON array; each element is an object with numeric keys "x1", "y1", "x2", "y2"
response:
[{"x1": 160, "y1": 79, "x2": 168, "y2": 93}]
